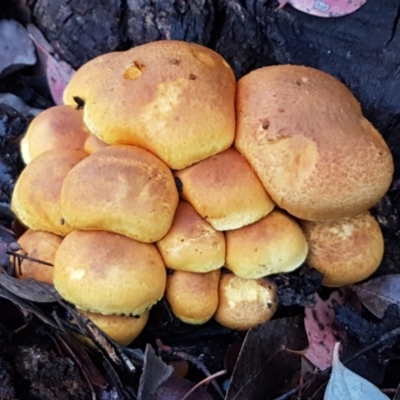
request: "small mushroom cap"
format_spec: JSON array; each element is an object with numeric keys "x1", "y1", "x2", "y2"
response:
[
  {"x1": 77, "y1": 309, "x2": 149, "y2": 346},
  {"x1": 225, "y1": 210, "x2": 308, "y2": 279},
  {"x1": 20, "y1": 105, "x2": 90, "y2": 164},
  {"x1": 175, "y1": 148, "x2": 275, "y2": 231},
  {"x1": 63, "y1": 40, "x2": 236, "y2": 170},
  {"x1": 84, "y1": 133, "x2": 109, "y2": 155},
  {"x1": 215, "y1": 273, "x2": 278, "y2": 331},
  {"x1": 156, "y1": 201, "x2": 225, "y2": 273},
  {"x1": 235, "y1": 65, "x2": 394, "y2": 220},
  {"x1": 165, "y1": 269, "x2": 220, "y2": 324},
  {"x1": 53, "y1": 230, "x2": 166, "y2": 315},
  {"x1": 12, "y1": 149, "x2": 87, "y2": 236},
  {"x1": 12, "y1": 229, "x2": 62, "y2": 284},
  {"x1": 301, "y1": 211, "x2": 384, "y2": 286},
  {"x1": 61, "y1": 145, "x2": 179, "y2": 243}
]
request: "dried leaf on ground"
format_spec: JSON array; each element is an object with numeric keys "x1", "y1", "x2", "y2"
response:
[
  {"x1": 324, "y1": 342, "x2": 389, "y2": 400},
  {"x1": 138, "y1": 344, "x2": 174, "y2": 400},
  {"x1": 226, "y1": 315, "x2": 308, "y2": 400},
  {"x1": 156, "y1": 372, "x2": 213, "y2": 400},
  {"x1": 45, "y1": 56, "x2": 75, "y2": 105},
  {"x1": 0, "y1": 19, "x2": 36, "y2": 77},
  {"x1": 278, "y1": 0, "x2": 367, "y2": 18},
  {"x1": 28, "y1": 24, "x2": 75, "y2": 105},
  {"x1": 0, "y1": 274, "x2": 60, "y2": 303},
  {"x1": 354, "y1": 274, "x2": 400, "y2": 318},
  {"x1": 0, "y1": 93, "x2": 42, "y2": 116},
  {"x1": 304, "y1": 288, "x2": 359, "y2": 370}
]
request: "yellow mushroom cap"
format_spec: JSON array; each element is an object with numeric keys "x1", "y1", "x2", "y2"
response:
[
  {"x1": 20, "y1": 105, "x2": 90, "y2": 164},
  {"x1": 301, "y1": 211, "x2": 384, "y2": 286},
  {"x1": 60, "y1": 145, "x2": 179, "y2": 243},
  {"x1": 165, "y1": 269, "x2": 220, "y2": 324},
  {"x1": 235, "y1": 65, "x2": 394, "y2": 220},
  {"x1": 53, "y1": 230, "x2": 166, "y2": 315},
  {"x1": 12, "y1": 229, "x2": 62, "y2": 284},
  {"x1": 226, "y1": 210, "x2": 308, "y2": 279},
  {"x1": 215, "y1": 273, "x2": 278, "y2": 331},
  {"x1": 63, "y1": 40, "x2": 236, "y2": 170},
  {"x1": 77, "y1": 309, "x2": 149, "y2": 346},
  {"x1": 175, "y1": 148, "x2": 275, "y2": 231},
  {"x1": 11, "y1": 149, "x2": 86, "y2": 236},
  {"x1": 156, "y1": 201, "x2": 225, "y2": 273}
]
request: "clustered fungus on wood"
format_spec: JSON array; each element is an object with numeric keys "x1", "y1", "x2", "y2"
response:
[{"x1": 11, "y1": 39, "x2": 394, "y2": 346}]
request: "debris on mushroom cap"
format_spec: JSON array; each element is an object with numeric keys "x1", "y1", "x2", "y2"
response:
[
  {"x1": 225, "y1": 209, "x2": 308, "y2": 279},
  {"x1": 63, "y1": 40, "x2": 236, "y2": 170},
  {"x1": 77, "y1": 309, "x2": 150, "y2": 347},
  {"x1": 175, "y1": 148, "x2": 275, "y2": 231},
  {"x1": 12, "y1": 229, "x2": 62, "y2": 285},
  {"x1": 165, "y1": 269, "x2": 220, "y2": 325},
  {"x1": 214, "y1": 273, "x2": 278, "y2": 331},
  {"x1": 84, "y1": 133, "x2": 109, "y2": 155},
  {"x1": 20, "y1": 105, "x2": 90, "y2": 165},
  {"x1": 300, "y1": 211, "x2": 384, "y2": 287},
  {"x1": 53, "y1": 230, "x2": 166, "y2": 316},
  {"x1": 156, "y1": 201, "x2": 226, "y2": 273},
  {"x1": 11, "y1": 149, "x2": 87, "y2": 236},
  {"x1": 235, "y1": 64, "x2": 394, "y2": 221},
  {"x1": 60, "y1": 145, "x2": 179, "y2": 243}
]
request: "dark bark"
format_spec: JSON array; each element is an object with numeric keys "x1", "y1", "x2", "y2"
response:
[{"x1": 32, "y1": 0, "x2": 122, "y2": 69}]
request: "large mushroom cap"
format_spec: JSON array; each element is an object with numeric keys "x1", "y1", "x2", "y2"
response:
[
  {"x1": 61, "y1": 145, "x2": 179, "y2": 243},
  {"x1": 156, "y1": 201, "x2": 225, "y2": 273},
  {"x1": 53, "y1": 230, "x2": 166, "y2": 315},
  {"x1": 235, "y1": 65, "x2": 394, "y2": 220},
  {"x1": 225, "y1": 210, "x2": 308, "y2": 279},
  {"x1": 20, "y1": 105, "x2": 90, "y2": 164},
  {"x1": 175, "y1": 148, "x2": 275, "y2": 231},
  {"x1": 63, "y1": 40, "x2": 236, "y2": 170},
  {"x1": 301, "y1": 211, "x2": 384, "y2": 286},
  {"x1": 12, "y1": 149, "x2": 87, "y2": 236}
]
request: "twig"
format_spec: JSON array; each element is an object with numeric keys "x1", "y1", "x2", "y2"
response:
[
  {"x1": 156, "y1": 338, "x2": 225, "y2": 399},
  {"x1": 273, "y1": 325, "x2": 400, "y2": 400},
  {"x1": 180, "y1": 369, "x2": 228, "y2": 400},
  {"x1": 8, "y1": 250, "x2": 54, "y2": 267}
]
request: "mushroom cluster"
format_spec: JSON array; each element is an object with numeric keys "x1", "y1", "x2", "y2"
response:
[{"x1": 11, "y1": 40, "x2": 394, "y2": 344}]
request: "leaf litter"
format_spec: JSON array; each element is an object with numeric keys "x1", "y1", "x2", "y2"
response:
[
  {"x1": 354, "y1": 274, "x2": 400, "y2": 318},
  {"x1": 303, "y1": 288, "x2": 360, "y2": 370},
  {"x1": 324, "y1": 342, "x2": 389, "y2": 400}
]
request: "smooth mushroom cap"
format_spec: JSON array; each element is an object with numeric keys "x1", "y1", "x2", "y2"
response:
[
  {"x1": 235, "y1": 65, "x2": 394, "y2": 220},
  {"x1": 165, "y1": 269, "x2": 220, "y2": 324},
  {"x1": 12, "y1": 229, "x2": 62, "y2": 284},
  {"x1": 225, "y1": 210, "x2": 308, "y2": 279},
  {"x1": 61, "y1": 145, "x2": 179, "y2": 243},
  {"x1": 63, "y1": 40, "x2": 236, "y2": 170},
  {"x1": 12, "y1": 149, "x2": 87, "y2": 236},
  {"x1": 20, "y1": 105, "x2": 90, "y2": 164},
  {"x1": 175, "y1": 148, "x2": 275, "y2": 231},
  {"x1": 301, "y1": 211, "x2": 384, "y2": 286},
  {"x1": 53, "y1": 230, "x2": 166, "y2": 315},
  {"x1": 214, "y1": 273, "x2": 278, "y2": 331},
  {"x1": 84, "y1": 133, "x2": 109, "y2": 155},
  {"x1": 77, "y1": 309, "x2": 149, "y2": 346},
  {"x1": 156, "y1": 201, "x2": 226, "y2": 273}
]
